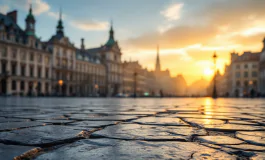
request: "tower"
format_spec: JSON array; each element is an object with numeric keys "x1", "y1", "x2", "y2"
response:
[
  {"x1": 105, "y1": 20, "x2": 115, "y2": 46},
  {"x1": 56, "y1": 8, "x2": 64, "y2": 37},
  {"x1": 25, "y1": 4, "x2": 35, "y2": 36},
  {"x1": 155, "y1": 45, "x2": 161, "y2": 72}
]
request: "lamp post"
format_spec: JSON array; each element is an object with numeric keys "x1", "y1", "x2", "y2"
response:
[
  {"x1": 212, "y1": 52, "x2": 218, "y2": 99},
  {"x1": 58, "y1": 79, "x2": 63, "y2": 96},
  {"x1": 95, "y1": 84, "x2": 99, "y2": 96},
  {"x1": 134, "y1": 71, "x2": 137, "y2": 98}
]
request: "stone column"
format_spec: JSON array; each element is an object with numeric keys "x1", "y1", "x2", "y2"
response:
[
  {"x1": 41, "y1": 81, "x2": 45, "y2": 94},
  {"x1": 7, "y1": 78, "x2": 11, "y2": 95},
  {"x1": 24, "y1": 80, "x2": 28, "y2": 96}
]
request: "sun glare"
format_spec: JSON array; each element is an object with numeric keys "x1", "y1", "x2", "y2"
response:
[{"x1": 204, "y1": 68, "x2": 214, "y2": 76}]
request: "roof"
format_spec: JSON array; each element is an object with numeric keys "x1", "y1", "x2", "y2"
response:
[{"x1": 76, "y1": 48, "x2": 101, "y2": 64}]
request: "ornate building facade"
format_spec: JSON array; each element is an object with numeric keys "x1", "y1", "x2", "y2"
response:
[{"x1": 0, "y1": 7, "x2": 107, "y2": 96}]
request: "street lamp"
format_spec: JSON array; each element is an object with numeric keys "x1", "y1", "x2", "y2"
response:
[
  {"x1": 95, "y1": 84, "x2": 99, "y2": 96},
  {"x1": 134, "y1": 71, "x2": 137, "y2": 98},
  {"x1": 58, "y1": 80, "x2": 63, "y2": 96},
  {"x1": 212, "y1": 52, "x2": 218, "y2": 99}
]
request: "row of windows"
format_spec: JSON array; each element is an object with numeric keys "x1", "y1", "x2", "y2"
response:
[
  {"x1": 236, "y1": 80, "x2": 257, "y2": 87},
  {"x1": 235, "y1": 71, "x2": 258, "y2": 78},
  {"x1": 236, "y1": 64, "x2": 258, "y2": 69},
  {"x1": 76, "y1": 63, "x2": 104, "y2": 75},
  {"x1": 0, "y1": 47, "x2": 50, "y2": 65},
  {"x1": 12, "y1": 80, "x2": 49, "y2": 92},
  {"x1": 3, "y1": 62, "x2": 50, "y2": 78}
]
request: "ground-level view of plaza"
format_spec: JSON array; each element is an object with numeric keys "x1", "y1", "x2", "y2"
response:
[{"x1": 0, "y1": 97, "x2": 265, "y2": 159}]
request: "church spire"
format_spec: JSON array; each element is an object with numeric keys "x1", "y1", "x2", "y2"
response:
[
  {"x1": 56, "y1": 7, "x2": 64, "y2": 36},
  {"x1": 155, "y1": 45, "x2": 161, "y2": 72},
  {"x1": 105, "y1": 20, "x2": 116, "y2": 46}
]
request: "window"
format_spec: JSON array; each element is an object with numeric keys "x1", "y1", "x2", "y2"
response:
[
  {"x1": 244, "y1": 81, "x2": 248, "y2": 87},
  {"x1": 46, "y1": 68, "x2": 49, "y2": 78},
  {"x1": 244, "y1": 64, "x2": 248, "y2": 69},
  {"x1": 252, "y1": 64, "x2": 257, "y2": 68},
  {"x1": 63, "y1": 50, "x2": 66, "y2": 57},
  {"x1": 30, "y1": 66, "x2": 34, "y2": 77},
  {"x1": 30, "y1": 53, "x2": 34, "y2": 61},
  {"x1": 12, "y1": 49, "x2": 17, "y2": 59},
  {"x1": 21, "y1": 51, "x2": 26, "y2": 61},
  {"x1": 236, "y1": 81, "x2": 240, "y2": 87},
  {"x1": 21, "y1": 65, "x2": 25, "y2": 76},
  {"x1": 252, "y1": 71, "x2": 258, "y2": 77},
  {"x1": 1, "y1": 47, "x2": 7, "y2": 57},
  {"x1": 45, "y1": 83, "x2": 49, "y2": 93},
  {"x1": 20, "y1": 81, "x2": 24, "y2": 90},
  {"x1": 45, "y1": 56, "x2": 49, "y2": 65},
  {"x1": 12, "y1": 80, "x2": 16, "y2": 90},
  {"x1": 38, "y1": 55, "x2": 42, "y2": 63},
  {"x1": 1, "y1": 62, "x2": 6, "y2": 73},
  {"x1": 253, "y1": 80, "x2": 257, "y2": 86},
  {"x1": 56, "y1": 57, "x2": 60, "y2": 66},
  {"x1": 62, "y1": 59, "x2": 67, "y2": 67},
  {"x1": 38, "y1": 67, "x2": 42, "y2": 78},
  {"x1": 244, "y1": 72, "x2": 248, "y2": 78},
  {"x1": 11, "y1": 63, "x2": 16, "y2": 75}
]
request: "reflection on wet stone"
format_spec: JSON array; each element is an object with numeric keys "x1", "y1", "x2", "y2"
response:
[
  {"x1": 92, "y1": 123, "x2": 206, "y2": 140},
  {"x1": 133, "y1": 117, "x2": 188, "y2": 126}
]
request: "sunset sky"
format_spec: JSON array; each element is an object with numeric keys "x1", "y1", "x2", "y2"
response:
[{"x1": 1, "y1": 0, "x2": 265, "y2": 84}]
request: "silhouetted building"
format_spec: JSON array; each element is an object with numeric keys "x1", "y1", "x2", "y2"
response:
[
  {"x1": 154, "y1": 46, "x2": 177, "y2": 96},
  {"x1": 228, "y1": 51, "x2": 260, "y2": 97},
  {"x1": 175, "y1": 74, "x2": 187, "y2": 96}
]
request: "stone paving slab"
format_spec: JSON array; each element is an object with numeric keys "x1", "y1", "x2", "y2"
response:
[
  {"x1": 0, "y1": 143, "x2": 37, "y2": 160},
  {"x1": 197, "y1": 136, "x2": 244, "y2": 145},
  {"x1": 235, "y1": 131, "x2": 265, "y2": 146},
  {"x1": 69, "y1": 114, "x2": 138, "y2": 121},
  {"x1": 68, "y1": 121, "x2": 119, "y2": 128},
  {"x1": 0, "y1": 125, "x2": 92, "y2": 146},
  {"x1": 133, "y1": 117, "x2": 189, "y2": 126},
  {"x1": 203, "y1": 124, "x2": 265, "y2": 132},
  {"x1": 92, "y1": 123, "x2": 206, "y2": 140},
  {"x1": 34, "y1": 139, "x2": 236, "y2": 160},
  {"x1": 0, "y1": 117, "x2": 30, "y2": 122},
  {"x1": 0, "y1": 121, "x2": 45, "y2": 131}
]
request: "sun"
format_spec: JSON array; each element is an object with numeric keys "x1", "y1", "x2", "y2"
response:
[{"x1": 204, "y1": 68, "x2": 214, "y2": 76}]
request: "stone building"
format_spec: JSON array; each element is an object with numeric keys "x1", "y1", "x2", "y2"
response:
[
  {"x1": 154, "y1": 46, "x2": 177, "y2": 96},
  {"x1": 228, "y1": 51, "x2": 260, "y2": 97},
  {"x1": 76, "y1": 39, "x2": 106, "y2": 96},
  {"x1": 122, "y1": 61, "x2": 156, "y2": 96},
  {"x1": 259, "y1": 38, "x2": 265, "y2": 95},
  {"x1": 0, "y1": 7, "x2": 108, "y2": 96},
  {"x1": 85, "y1": 23, "x2": 122, "y2": 96},
  {"x1": 0, "y1": 7, "x2": 52, "y2": 96}
]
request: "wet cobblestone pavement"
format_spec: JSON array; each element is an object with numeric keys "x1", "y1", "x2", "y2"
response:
[{"x1": 1, "y1": 98, "x2": 265, "y2": 160}]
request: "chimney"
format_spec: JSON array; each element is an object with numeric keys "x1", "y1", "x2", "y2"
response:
[
  {"x1": 7, "y1": 10, "x2": 17, "y2": 23},
  {"x1": 81, "y1": 38, "x2": 85, "y2": 50}
]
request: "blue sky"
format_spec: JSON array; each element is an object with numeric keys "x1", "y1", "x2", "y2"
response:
[{"x1": 1, "y1": 0, "x2": 265, "y2": 84}]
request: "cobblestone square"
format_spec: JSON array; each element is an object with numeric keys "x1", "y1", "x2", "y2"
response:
[{"x1": 1, "y1": 97, "x2": 265, "y2": 159}]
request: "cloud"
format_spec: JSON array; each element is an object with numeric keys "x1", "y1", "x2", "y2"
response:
[
  {"x1": 161, "y1": 3, "x2": 184, "y2": 21},
  {"x1": 32, "y1": 0, "x2": 50, "y2": 15},
  {"x1": 5, "y1": 0, "x2": 50, "y2": 15},
  {"x1": 0, "y1": 5, "x2": 9, "y2": 14},
  {"x1": 47, "y1": 11, "x2": 67, "y2": 19},
  {"x1": 70, "y1": 20, "x2": 109, "y2": 31}
]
